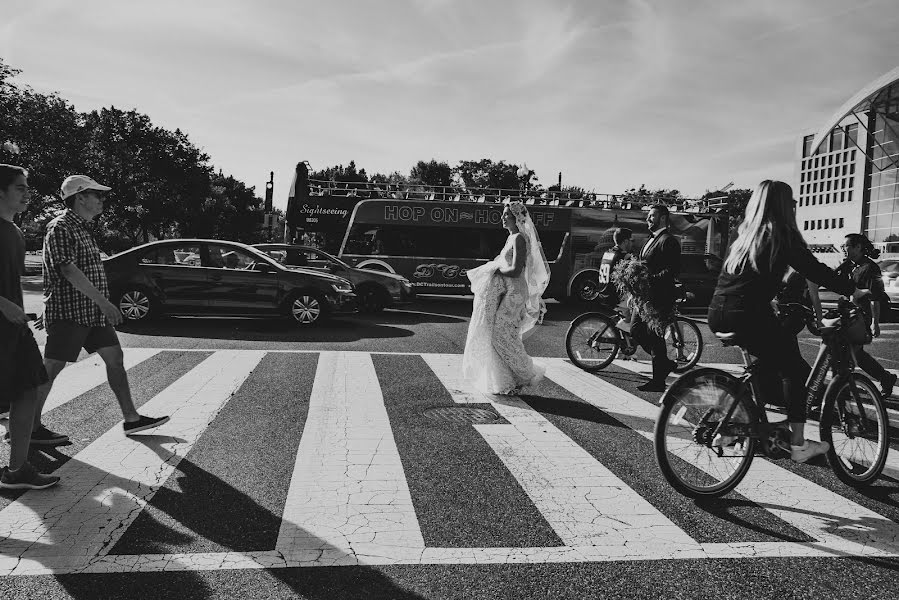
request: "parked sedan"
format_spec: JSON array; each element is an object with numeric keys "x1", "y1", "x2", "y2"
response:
[
  {"x1": 103, "y1": 239, "x2": 357, "y2": 325},
  {"x1": 254, "y1": 243, "x2": 415, "y2": 313}
]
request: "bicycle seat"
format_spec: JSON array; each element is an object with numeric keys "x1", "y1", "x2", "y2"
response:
[{"x1": 714, "y1": 331, "x2": 743, "y2": 347}]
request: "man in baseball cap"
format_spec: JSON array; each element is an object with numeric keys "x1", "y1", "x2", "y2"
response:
[
  {"x1": 29, "y1": 175, "x2": 169, "y2": 446},
  {"x1": 60, "y1": 175, "x2": 111, "y2": 204}
]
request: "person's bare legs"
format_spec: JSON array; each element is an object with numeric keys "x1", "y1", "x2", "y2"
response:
[
  {"x1": 95, "y1": 345, "x2": 140, "y2": 423},
  {"x1": 33, "y1": 358, "x2": 68, "y2": 433},
  {"x1": 8, "y1": 388, "x2": 37, "y2": 470}
]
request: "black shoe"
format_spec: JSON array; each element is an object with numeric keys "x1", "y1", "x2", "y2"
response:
[
  {"x1": 0, "y1": 463, "x2": 60, "y2": 490},
  {"x1": 123, "y1": 415, "x2": 170, "y2": 436},
  {"x1": 9, "y1": 425, "x2": 70, "y2": 446},
  {"x1": 881, "y1": 373, "x2": 897, "y2": 398},
  {"x1": 637, "y1": 380, "x2": 667, "y2": 393}
]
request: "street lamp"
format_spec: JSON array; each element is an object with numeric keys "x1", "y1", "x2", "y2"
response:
[{"x1": 517, "y1": 163, "x2": 530, "y2": 200}]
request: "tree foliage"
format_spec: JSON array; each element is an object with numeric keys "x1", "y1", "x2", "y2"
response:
[{"x1": 0, "y1": 58, "x2": 264, "y2": 251}]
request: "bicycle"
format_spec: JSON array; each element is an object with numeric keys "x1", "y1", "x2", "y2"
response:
[
  {"x1": 565, "y1": 290, "x2": 703, "y2": 374},
  {"x1": 654, "y1": 299, "x2": 890, "y2": 498}
]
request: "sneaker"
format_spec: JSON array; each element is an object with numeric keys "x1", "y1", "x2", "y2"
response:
[
  {"x1": 0, "y1": 463, "x2": 60, "y2": 490},
  {"x1": 880, "y1": 373, "x2": 897, "y2": 398},
  {"x1": 123, "y1": 415, "x2": 170, "y2": 436},
  {"x1": 3, "y1": 426, "x2": 69, "y2": 446},
  {"x1": 791, "y1": 439, "x2": 830, "y2": 463},
  {"x1": 30, "y1": 425, "x2": 69, "y2": 446}
]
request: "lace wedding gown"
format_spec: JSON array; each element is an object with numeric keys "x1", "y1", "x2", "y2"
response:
[{"x1": 462, "y1": 234, "x2": 545, "y2": 394}]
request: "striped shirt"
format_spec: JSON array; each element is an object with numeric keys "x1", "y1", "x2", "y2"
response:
[{"x1": 42, "y1": 209, "x2": 109, "y2": 327}]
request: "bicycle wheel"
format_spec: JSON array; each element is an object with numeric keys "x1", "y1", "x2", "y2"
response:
[
  {"x1": 666, "y1": 317, "x2": 703, "y2": 373},
  {"x1": 819, "y1": 373, "x2": 889, "y2": 487},
  {"x1": 655, "y1": 368, "x2": 756, "y2": 498},
  {"x1": 565, "y1": 312, "x2": 621, "y2": 372}
]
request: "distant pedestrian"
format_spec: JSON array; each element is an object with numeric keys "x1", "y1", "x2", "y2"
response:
[
  {"x1": 836, "y1": 233, "x2": 897, "y2": 398},
  {"x1": 0, "y1": 164, "x2": 60, "y2": 489},
  {"x1": 33, "y1": 175, "x2": 169, "y2": 442}
]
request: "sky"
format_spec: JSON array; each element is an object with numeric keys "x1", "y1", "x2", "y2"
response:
[{"x1": 3, "y1": 0, "x2": 899, "y2": 210}]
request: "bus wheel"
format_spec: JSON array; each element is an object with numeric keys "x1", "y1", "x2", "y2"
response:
[
  {"x1": 571, "y1": 273, "x2": 601, "y2": 303},
  {"x1": 359, "y1": 285, "x2": 387, "y2": 313}
]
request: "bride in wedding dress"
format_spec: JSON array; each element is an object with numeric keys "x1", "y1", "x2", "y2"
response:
[{"x1": 462, "y1": 201, "x2": 551, "y2": 394}]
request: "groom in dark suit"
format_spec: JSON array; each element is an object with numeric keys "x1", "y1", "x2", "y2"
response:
[{"x1": 634, "y1": 204, "x2": 681, "y2": 392}]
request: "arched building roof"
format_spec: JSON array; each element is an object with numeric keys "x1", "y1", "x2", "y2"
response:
[{"x1": 810, "y1": 66, "x2": 899, "y2": 155}]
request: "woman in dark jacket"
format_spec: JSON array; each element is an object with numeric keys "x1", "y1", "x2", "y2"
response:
[{"x1": 707, "y1": 180, "x2": 868, "y2": 463}]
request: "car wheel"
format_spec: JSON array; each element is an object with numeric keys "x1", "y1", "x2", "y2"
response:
[
  {"x1": 287, "y1": 292, "x2": 325, "y2": 325},
  {"x1": 117, "y1": 287, "x2": 157, "y2": 322},
  {"x1": 358, "y1": 285, "x2": 387, "y2": 313},
  {"x1": 570, "y1": 273, "x2": 601, "y2": 303}
]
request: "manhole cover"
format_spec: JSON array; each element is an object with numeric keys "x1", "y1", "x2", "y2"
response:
[{"x1": 423, "y1": 406, "x2": 506, "y2": 425}]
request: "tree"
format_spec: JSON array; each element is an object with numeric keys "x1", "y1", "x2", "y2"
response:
[
  {"x1": 453, "y1": 159, "x2": 525, "y2": 201},
  {"x1": 0, "y1": 58, "x2": 86, "y2": 219},
  {"x1": 409, "y1": 160, "x2": 452, "y2": 187}
]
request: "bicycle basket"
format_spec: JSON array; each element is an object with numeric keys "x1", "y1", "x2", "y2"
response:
[{"x1": 843, "y1": 310, "x2": 871, "y2": 345}]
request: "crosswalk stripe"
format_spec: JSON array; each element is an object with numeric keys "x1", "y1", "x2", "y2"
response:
[
  {"x1": 0, "y1": 350, "x2": 265, "y2": 576},
  {"x1": 3, "y1": 349, "x2": 899, "y2": 575},
  {"x1": 42, "y1": 348, "x2": 162, "y2": 413},
  {"x1": 546, "y1": 360, "x2": 899, "y2": 558},
  {"x1": 276, "y1": 352, "x2": 425, "y2": 562},
  {"x1": 423, "y1": 355, "x2": 697, "y2": 553}
]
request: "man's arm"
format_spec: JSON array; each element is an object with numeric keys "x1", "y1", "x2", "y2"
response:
[{"x1": 59, "y1": 263, "x2": 122, "y2": 325}]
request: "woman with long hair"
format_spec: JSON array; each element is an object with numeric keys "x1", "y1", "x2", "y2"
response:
[
  {"x1": 708, "y1": 180, "x2": 868, "y2": 463},
  {"x1": 462, "y1": 201, "x2": 550, "y2": 394},
  {"x1": 836, "y1": 233, "x2": 897, "y2": 397}
]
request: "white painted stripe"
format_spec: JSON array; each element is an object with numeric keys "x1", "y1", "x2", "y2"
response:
[
  {"x1": 42, "y1": 348, "x2": 162, "y2": 413},
  {"x1": 276, "y1": 351, "x2": 425, "y2": 562},
  {"x1": 545, "y1": 359, "x2": 899, "y2": 558},
  {"x1": 423, "y1": 354, "x2": 696, "y2": 550},
  {"x1": 0, "y1": 350, "x2": 265, "y2": 574}
]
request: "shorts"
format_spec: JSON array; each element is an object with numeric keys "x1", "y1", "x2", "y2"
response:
[
  {"x1": 44, "y1": 320, "x2": 120, "y2": 363},
  {"x1": 0, "y1": 320, "x2": 49, "y2": 410}
]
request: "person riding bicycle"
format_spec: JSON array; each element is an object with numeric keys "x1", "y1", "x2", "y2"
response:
[
  {"x1": 707, "y1": 180, "x2": 869, "y2": 464},
  {"x1": 836, "y1": 233, "x2": 897, "y2": 398},
  {"x1": 597, "y1": 227, "x2": 634, "y2": 305}
]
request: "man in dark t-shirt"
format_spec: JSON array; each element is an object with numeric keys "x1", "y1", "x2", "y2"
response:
[{"x1": 0, "y1": 164, "x2": 59, "y2": 490}]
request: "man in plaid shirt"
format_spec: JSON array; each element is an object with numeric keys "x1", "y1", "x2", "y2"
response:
[{"x1": 32, "y1": 175, "x2": 169, "y2": 442}]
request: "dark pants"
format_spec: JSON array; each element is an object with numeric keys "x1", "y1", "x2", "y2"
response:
[
  {"x1": 708, "y1": 295, "x2": 811, "y2": 423},
  {"x1": 855, "y1": 345, "x2": 889, "y2": 382},
  {"x1": 631, "y1": 316, "x2": 673, "y2": 382}
]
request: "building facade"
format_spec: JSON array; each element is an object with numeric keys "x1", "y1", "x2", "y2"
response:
[{"x1": 797, "y1": 67, "x2": 899, "y2": 254}]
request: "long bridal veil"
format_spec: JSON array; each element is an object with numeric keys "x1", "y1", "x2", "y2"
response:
[{"x1": 462, "y1": 201, "x2": 550, "y2": 393}]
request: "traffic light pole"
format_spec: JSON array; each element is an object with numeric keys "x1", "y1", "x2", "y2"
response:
[{"x1": 264, "y1": 171, "x2": 274, "y2": 241}]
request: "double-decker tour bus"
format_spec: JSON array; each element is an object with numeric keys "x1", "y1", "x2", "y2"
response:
[{"x1": 332, "y1": 198, "x2": 728, "y2": 303}]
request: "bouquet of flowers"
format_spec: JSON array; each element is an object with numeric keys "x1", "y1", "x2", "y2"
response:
[{"x1": 612, "y1": 256, "x2": 670, "y2": 334}]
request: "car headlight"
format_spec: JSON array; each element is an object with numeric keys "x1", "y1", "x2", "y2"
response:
[{"x1": 331, "y1": 282, "x2": 353, "y2": 294}]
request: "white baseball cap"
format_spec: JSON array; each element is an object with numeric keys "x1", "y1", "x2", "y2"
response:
[{"x1": 60, "y1": 175, "x2": 111, "y2": 201}]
